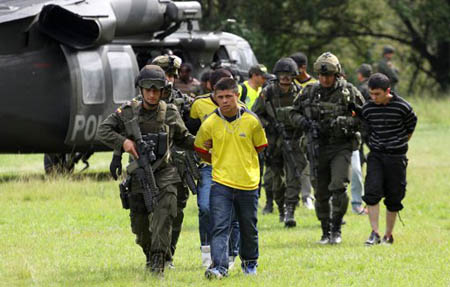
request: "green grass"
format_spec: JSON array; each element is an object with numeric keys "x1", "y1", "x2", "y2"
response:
[{"x1": 1, "y1": 98, "x2": 449, "y2": 286}]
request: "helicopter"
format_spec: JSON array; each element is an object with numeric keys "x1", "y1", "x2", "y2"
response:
[{"x1": 0, "y1": 0, "x2": 259, "y2": 173}]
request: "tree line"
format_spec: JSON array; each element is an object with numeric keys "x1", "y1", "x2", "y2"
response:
[{"x1": 196, "y1": 0, "x2": 450, "y2": 96}]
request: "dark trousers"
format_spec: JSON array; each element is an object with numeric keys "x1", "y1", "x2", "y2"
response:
[
  {"x1": 363, "y1": 151, "x2": 407, "y2": 211},
  {"x1": 170, "y1": 182, "x2": 189, "y2": 259},
  {"x1": 210, "y1": 181, "x2": 258, "y2": 273}
]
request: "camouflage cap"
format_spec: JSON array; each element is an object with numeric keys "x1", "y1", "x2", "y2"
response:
[
  {"x1": 313, "y1": 52, "x2": 341, "y2": 75},
  {"x1": 357, "y1": 63, "x2": 372, "y2": 78},
  {"x1": 151, "y1": 55, "x2": 182, "y2": 75},
  {"x1": 383, "y1": 45, "x2": 395, "y2": 55},
  {"x1": 248, "y1": 64, "x2": 268, "y2": 78}
]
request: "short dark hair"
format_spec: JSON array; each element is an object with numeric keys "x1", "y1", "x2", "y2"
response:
[
  {"x1": 200, "y1": 70, "x2": 211, "y2": 82},
  {"x1": 368, "y1": 73, "x2": 391, "y2": 90},
  {"x1": 357, "y1": 63, "x2": 372, "y2": 78},
  {"x1": 210, "y1": 68, "x2": 233, "y2": 88},
  {"x1": 290, "y1": 52, "x2": 308, "y2": 67},
  {"x1": 180, "y1": 62, "x2": 193, "y2": 72},
  {"x1": 214, "y1": 77, "x2": 238, "y2": 93}
]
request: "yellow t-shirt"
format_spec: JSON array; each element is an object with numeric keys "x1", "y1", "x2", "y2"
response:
[
  {"x1": 190, "y1": 93, "x2": 218, "y2": 123},
  {"x1": 194, "y1": 108, "x2": 268, "y2": 190},
  {"x1": 294, "y1": 76, "x2": 317, "y2": 88},
  {"x1": 238, "y1": 81, "x2": 261, "y2": 110}
]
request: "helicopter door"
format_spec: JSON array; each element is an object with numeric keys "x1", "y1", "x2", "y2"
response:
[{"x1": 61, "y1": 45, "x2": 139, "y2": 148}]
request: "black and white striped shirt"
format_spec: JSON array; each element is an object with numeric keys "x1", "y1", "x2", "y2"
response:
[{"x1": 361, "y1": 93, "x2": 417, "y2": 154}]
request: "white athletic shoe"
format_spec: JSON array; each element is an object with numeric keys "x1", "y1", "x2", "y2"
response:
[{"x1": 201, "y1": 245, "x2": 212, "y2": 268}]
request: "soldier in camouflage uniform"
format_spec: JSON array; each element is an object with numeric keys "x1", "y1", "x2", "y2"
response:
[
  {"x1": 375, "y1": 45, "x2": 399, "y2": 91},
  {"x1": 290, "y1": 52, "x2": 365, "y2": 244},
  {"x1": 97, "y1": 65, "x2": 195, "y2": 274},
  {"x1": 151, "y1": 55, "x2": 197, "y2": 266},
  {"x1": 253, "y1": 58, "x2": 307, "y2": 228}
]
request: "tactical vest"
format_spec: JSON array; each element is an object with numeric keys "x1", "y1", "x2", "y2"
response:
[
  {"x1": 303, "y1": 79, "x2": 357, "y2": 144},
  {"x1": 264, "y1": 82, "x2": 301, "y2": 133},
  {"x1": 120, "y1": 100, "x2": 171, "y2": 165}
]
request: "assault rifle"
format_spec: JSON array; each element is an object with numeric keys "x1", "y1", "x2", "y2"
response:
[
  {"x1": 305, "y1": 121, "x2": 320, "y2": 186},
  {"x1": 124, "y1": 118, "x2": 159, "y2": 213},
  {"x1": 267, "y1": 99, "x2": 303, "y2": 180}
]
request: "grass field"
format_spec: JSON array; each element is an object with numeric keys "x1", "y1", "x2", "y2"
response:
[{"x1": 1, "y1": 98, "x2": 449, "y2": 286}]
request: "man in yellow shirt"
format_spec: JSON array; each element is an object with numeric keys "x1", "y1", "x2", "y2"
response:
[
  {"x1": 238, "y1": 64, "x2": 268, "y2": 110},
  {"x1": 195, "y1": 78, "x2": 267, "y2": 279},
  {"x1": 187, "y1": 69, "x2": 241, "y2": 268}
]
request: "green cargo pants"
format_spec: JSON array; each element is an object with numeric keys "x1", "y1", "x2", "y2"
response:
[
  {"x1": 313, "y1": 143, "x2": 351, "y2": 222},
  {"x1": 128, "y1": 184, "x2": 177, "y2": 259}
]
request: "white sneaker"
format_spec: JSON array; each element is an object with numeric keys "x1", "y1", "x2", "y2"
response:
[
  {"x1": 228, "y1": 256, "x2": 236, "y2": 270},
  {"x1": 201, "y1": 245, "x2": 212, "y2": 268},
  {"x1": 303, "y1": 197, "x2": 315, "y2": 210}
]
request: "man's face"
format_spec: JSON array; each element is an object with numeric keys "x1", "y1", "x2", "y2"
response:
[
  {"x1": 384, "y1": 52, "x2": 394, "y2": 61},
  {"x1": 370, "y1": 87, "x2": 391, "y2": 105},
  {"x1": 214, "y1": 89, "x2": 239, "y2": 114},
  {"x1": 277, "y1": 72, "x2": 293, "y2": 86},
  {"x1": 318, "y1": 73, "x2": 336, "y2": 88},
  {"x1": 142, "y1": 87, "x2": 162, "y2": 109},
  {"x1": 179, "y1": 67, "x2": 190, "y2": 81},
  {"x1": 299, "y1": 65, "x2": 307, "y2": 74},
  {"x1": 165, "y1": 73, "x2": 175, "y2": 84},
  {"x1": 357, "y1": 72, "x2": 365, "y2": 83},
  {"x1": 254, "y1": 74, "x2": 265, "y2": 87}
]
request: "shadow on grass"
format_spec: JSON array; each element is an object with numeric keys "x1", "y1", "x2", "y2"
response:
[{"x1": 0, "y1": 171, "x2": 113, "y2": 183}]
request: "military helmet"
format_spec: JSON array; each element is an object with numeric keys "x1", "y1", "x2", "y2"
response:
[
  {"x1": 313, "y1": 52, "x2": 341, "y2": 75},
  {"x1": 272, "y1": 58, "x2": 299, "y2": 76},
  {"x1": 151, "y1": 55, "x2": 182, "y2": 76},
  {"x1": 135, "y1": 65, "x2": 167, "y2": 89}
]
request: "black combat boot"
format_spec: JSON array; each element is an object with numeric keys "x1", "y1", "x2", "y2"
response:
[
  {"x1": 284, "y1": 204, "x2": 297, "y2": 228},
  {"x1": 278, "y1": 204, "x2": 285, "y2": 223},
  {"x1": 318, "y1": 220, "x2": 330, "y2": 244},
  {"x1": 150, "y1": 252, "x2": 165, "y2": 275},
  {"x1": 145, "y1": 251, "x2": 151, "y2": 269},
  {"x1": 262, "y1": 200, "x2": 274, "y2": 215},
  {"x1": 330, "y1": 217, "x2": 343, "y2": 245}
]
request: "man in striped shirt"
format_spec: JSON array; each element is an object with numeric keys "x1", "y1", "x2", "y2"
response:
[{"x1": 361, "y1": 73, "x2": 417, "y2": 245}]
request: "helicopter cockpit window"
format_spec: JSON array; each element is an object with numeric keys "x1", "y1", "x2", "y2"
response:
[
  {"x1": 227, "y1": 43, "x2": 258, "y2": 71},
  {"x1": 77, "y1": 52, "x2": 106, "y2": 105},
  {"x1": 107, "y1": 52, "x2": 135, "y2": 104}
]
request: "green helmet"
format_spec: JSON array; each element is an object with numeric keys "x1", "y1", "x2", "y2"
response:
[
  {"x1": 272, "y1": 58, "x2": 299, "y2": 76},
  {"x1": 135, "y1": 65, "x2": 167, "y2": 89},
  {"x1": 151, "y1": 55, "x2": 182, "y2": 76},
  {"x1": 313, "y1": 52, "x2": 341, "y2": 75}
]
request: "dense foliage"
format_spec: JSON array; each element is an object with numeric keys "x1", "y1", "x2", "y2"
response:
[{"x1": 197, "y1": 0, "x2": 450, "y2": 96}]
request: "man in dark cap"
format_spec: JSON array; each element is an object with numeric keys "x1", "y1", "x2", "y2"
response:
[
  {"x1": 357, "y1": 64, "x2": 372, "y2": 101},
  {"x1": 376, "y1": 45, "x2": 399, "y2": 91}
]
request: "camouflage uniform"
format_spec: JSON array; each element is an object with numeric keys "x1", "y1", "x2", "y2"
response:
[
  {"x1": 290, "y1": 52, "x2": 364, "y2": 244},
  {"x1": 97, "y1": 65, "x2": 195, "y2": 273},
  {"x1": 376, "y1": 46, "x2": 399, "y2": 90},
  {"x1": 253, "y1": 58, "x2": 307, "y2": 227}
]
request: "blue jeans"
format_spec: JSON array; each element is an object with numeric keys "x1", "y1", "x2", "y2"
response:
[
  {"x1": 197, "y1": 165, "x2": 240, "y2": 253},
  {"x1": 351, "y1": 150, "x2": 364, "y2": 207},
  {"x1": 210, "y1": 181, "x2": 258, "y2": 273},
  {"x1": 197, "y1": 165, "x2": 213, "y2": 246}
]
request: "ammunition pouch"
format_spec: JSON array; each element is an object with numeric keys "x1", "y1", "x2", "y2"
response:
[
  {"x1": 119, "y1": 176, "x2": 131, "y2": 209},
  {"x1": 142, "y1": 132, "x2": 168, "y2": 160}
]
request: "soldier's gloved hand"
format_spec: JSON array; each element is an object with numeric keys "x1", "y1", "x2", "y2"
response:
[
  {"x1": 110, "y1": 154, "x2": 122, "y2": 180},
  {"x1": 299, "y1": 118, "x2": 311, "y2": 132},
  {"x1": 274, "y1": 122, "x2": 285, "y2": 132}
]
